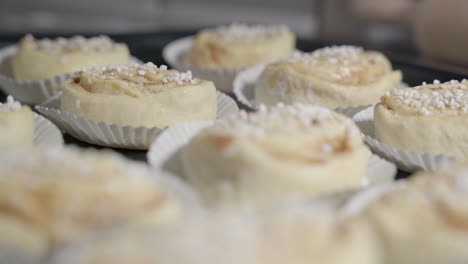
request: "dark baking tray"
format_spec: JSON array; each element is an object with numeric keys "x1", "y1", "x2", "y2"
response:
[{"x1": 1, "y1": 31, "x2": 467, "y2": 178}]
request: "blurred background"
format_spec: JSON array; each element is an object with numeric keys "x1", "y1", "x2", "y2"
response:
[{"x1": 1, "y1": 0, "x2": 467, "y2": 73}]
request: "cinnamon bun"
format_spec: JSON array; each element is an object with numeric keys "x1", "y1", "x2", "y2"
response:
[
  {"x1": 12, "y1": 35, "x2": 131, "y2": 81},
  {"x1": 60, "y1": 62, "x2": 217, "y2": 127},
  {"x1": 362, "y1": 164, "x2": 468, "y2": 264},
  {"x1": 375, "y1": 79, "x2": 468, "y2": 160},
  {"x1": 187, "y1": 23, "x2": 295, "y2": 69},
  {"x1": 0, "y1": 147, "x2": 182, "y2": 252},
  {"x1": 181, "y1": 103, "x2": 370, "y2": 207},
  {"x1": 255, "y1": 46, "x2": 402, "y2": 108}
]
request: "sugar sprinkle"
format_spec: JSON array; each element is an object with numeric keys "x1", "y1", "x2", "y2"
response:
[
  {"x1": 383, "y1": 79, "x2": 468, "y2": 115},
  {"x1": 211, "y1": 23, "x2": 291, "y2": 43},
  {"x1": 0, "y1": 96, "x2": 22, "y2": 112}
]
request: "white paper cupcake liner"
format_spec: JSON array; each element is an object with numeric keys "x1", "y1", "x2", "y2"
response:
[
  {"x1": 0, "y1": 45, "x2": 76, "y2": 104},
  {"x1": 147, "y1": 120, "x2": 397, "y2": 192},
  {"x1": 233, "y1": 64, "x2": 407, "y2": 117},
  {"x1": 35, "y1": 91, "x2": 239, "y2": 150},
  {"x1": 0, "y1": 45, "x2": 142, "y2": 105},
  {"x1": 232, "y1": 64, "x2": 265, "y2": 109},
  {"x1": 353, "y1": 106, "x2": 457, "y2": 172},
  {"x1": 33, "y1": 112, "x2": 64, "y2": 147}
]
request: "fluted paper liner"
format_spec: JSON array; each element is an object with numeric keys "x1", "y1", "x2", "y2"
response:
[
  {"x1": 0, "y1": 45, "x2": 142, "y2": 104},
  {"x1": 147, "y1": 120, "x2": 397, "y2": 194},
  {"x1": 35, "y1": 92, "x2": 239, "y2": 150},
  {"x1": 33, "y1": 113, "x2": 63, "y2": 147},
  {"x1": 232, "y1": 64, "x2": 264, "y2": 110},
  {"x1": 233, "y1": 64, "x2": 407, "y2": 117},
  {"x1": 0, "y1": 45, "x2": 75, "y2": 104},
  {"x1": 353, "y1": 106, "x2": 457, "y2": 172}
]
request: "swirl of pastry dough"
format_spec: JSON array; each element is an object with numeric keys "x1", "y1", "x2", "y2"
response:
[
  {"x1": 181, "y1": 103, "x2": 370, "y2": 207},
  {"x1": 187, "y1": 23, "x2": 296, "y2": 69},
  {"x1": 255, "y1": 46, "x2": 402, "y2": 108},
  {"x1": 0, "y1": 147, "x2": 182, "y2": 248},
  {"x1": 0, "y1": 96, "x2": 34, "y2": 148},
  {"x1": 60, "y1": 62, "x2": 217, "y2": 127},
  {"x1": 362, "y1": 164, "x2": 468, "y2": 264},
  {"x1": 12, "y1": 35, "x2": 131, "y2": 81},
  {"x1": 374, "y1": 79, "x2": 468, "y2": 160}
]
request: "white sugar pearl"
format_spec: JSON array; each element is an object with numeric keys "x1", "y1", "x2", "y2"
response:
[{"x1": 321, "y1": 144, "x2": 333, "y2": 153}]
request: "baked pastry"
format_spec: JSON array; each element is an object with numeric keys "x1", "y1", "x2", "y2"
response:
[
  {"x1": 375, "y1": 79, "x2": 468, "y2": 160},
  {"x1": 362, "y1": 164, "x2": 468, "y2": 264},
  {"x1": 181, "y1": 103, "x2": 370, "y2": 207},
  {"x1": 0, "y1": 95, "x2": 34, "y2": 148},
  {"x1": 12, "y1": 34, "x2": 131, "y2": 81},
  {"x1": 187, "y1": 23, "x2": 295, "y2": 69},
  {"x1": 61, "y1": 62, "x2": 217, "y2": 127},
  {"x1": 255, "y1": 46, "x2": 402, "y2": 108},
  {"x1": 51, "y1": 205, "x2": 381, "y2": 264},
  {"x1": 0, "y1": 147, "x2": 182, "y2": 252}
]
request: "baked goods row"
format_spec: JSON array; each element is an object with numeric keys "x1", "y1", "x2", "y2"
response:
[
  {"x1": 4, "y1": 74, "x2": 466, "y2": 170},
  {"x1": 0, "y1": 22, "x2": 465, "y2": 168},
  {"x1": 2, "y1": 24, "x2": 399, "y2": 112},
  {"x1": 2, "y1": 24, "x2": 465, "y2": 163},
  {"x1": 1, "y1": 22, "x2": 468, "y2": 263},
  {"x1": 1, "y1": 145, "x2": 468, "y2": 264},
  {"x1": 0, "y1": 23, "x2": 465, "y2": 162},
  {"x1": 0, "y1": 95, "x2": 465, "y2": 263}
]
